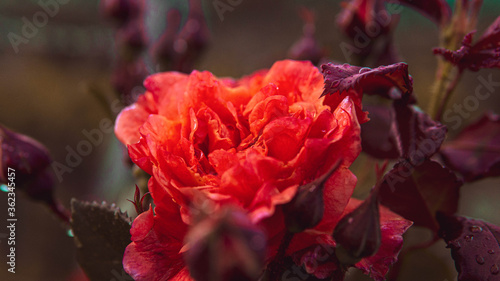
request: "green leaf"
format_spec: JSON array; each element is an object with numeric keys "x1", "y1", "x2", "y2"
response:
[{"x1": 70, "y1": 199, "x2": 132, "y2": 281}]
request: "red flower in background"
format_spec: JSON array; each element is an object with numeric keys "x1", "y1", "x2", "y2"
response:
[{"x1": 115, "y1": 60, "x2": 411, "y2": 280}]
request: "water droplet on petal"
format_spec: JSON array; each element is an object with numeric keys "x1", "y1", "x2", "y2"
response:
[
  {"x1": 491, "y1": 264, "x2": 499, "y2": 275},
  {"x1": 464, "y1": 235, "x2": 474, "y2": 242},
  {"x1": 470, "y1": 225, "x2": 483, "y2": 233},
  {"x1": 358, "y1": 67, "x2": 371, "y2": 74},
  {"x1": 476, "y1": 255, "x2": 485, "y2": 265},
  {"x1": 488, "y1": 249, "x2": 495, "y2": 255}
]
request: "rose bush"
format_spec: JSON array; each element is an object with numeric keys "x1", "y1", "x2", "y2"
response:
[{"x1": 115, "y1": 60, "x2": 412, "y2": 280}]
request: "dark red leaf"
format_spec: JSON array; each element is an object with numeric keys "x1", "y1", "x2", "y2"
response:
[
  {"x1": 393, "y1": 0, "x2": 451, "y2": 26},
  {"x1": 437, "y1": 213, "x2": 500, "y2": 281},
  {"x1": 440, "y1": 112, "x2": 500, "y2": 182},
  {"x1": 361, "y1": 105, "x2": 400, "y2": 159},
  {"x1": 320, "y1": 62, "x2": 413, "y2": 124},
  {"x1": 321, "y1": 62, "x2": 413, "y2": 99},
  {"x1": 393, "y1": 100, "x2": 447, "y2": 164},
  {"x1": 476, "y1": 16, "x2": 500, "y2": 50},
  {"x1": 433, "y1": 16, "x2": 500, "y2": 71},
  {"x1": 379, "y1": 160, "x2": 462, "y2": 232},
  {"x1": 361, "y1": 101, "x2": 446, "y2": 161}
]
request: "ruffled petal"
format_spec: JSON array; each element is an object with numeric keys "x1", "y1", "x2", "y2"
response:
[
  {"x1": 262, "y1": 60, "x2": 324, "y2": 105},
  {"x1": 115, "y1": 92, "x2": 157, "y2": 145},
  {"x1": 123, "y1": 202, "x2": 188, "y2": 281}
]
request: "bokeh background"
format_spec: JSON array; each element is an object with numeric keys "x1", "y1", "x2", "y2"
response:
[{"x1": 0, "y1": 0, "x2": 499, "y2": 280}]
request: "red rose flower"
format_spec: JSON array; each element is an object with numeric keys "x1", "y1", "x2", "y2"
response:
[{"x1": 115, "y1": 60, "x2": 412, "y2": 280}]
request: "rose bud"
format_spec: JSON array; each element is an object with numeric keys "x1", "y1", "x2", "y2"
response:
[
  {"x1": 111, "y1": 59, "x2": 148, "y2": 105},
  {"x1": 0, "y1": 124, "x2": 70, "y2": 223},
  {"x1": 283, "y1": 159, "x2": 341, "y2": 233},
  {"x1": 172, "y1": 0, "x2": 210, "y2": 73},
  {"x1": 288, "y1": 8, "x2": 324, "y2": 65},
  {"x1": 152, "y1": 9, "x2": 182, "y2": 72},
  {"x1": 100, "y1": 0, "x2": 140, "y2": 25},
  {"x1": 1, "y1": 124, "x2": 52, "y2": 188},
  {"x1": 333, "y1": 182, "x2": 381, "y2": 265},
  {"x1": 184, "y1": 206, "x2": 267, "y2": 281},
  {"x1": 116, "y1": 20, "x2": 147, "y2": 59}
]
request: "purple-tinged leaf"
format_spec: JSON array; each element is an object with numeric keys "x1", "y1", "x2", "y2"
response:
[
  {"x1": 440, "y1": 112, "x2": 500, "y2": 182},
  {"x1": 394, "y1": 100, "x2": 447, "y2": 163},
  {"x1": 361, "y1": 105, "x2": 400, "y2": 159},
  {"x1": 437, "y1": 213, "x2": 500, "y2": 281},
  {"x1": 320, "y1": 62, "x2": 413, "y2": 124},
  {"x1": 361, "y1": 100, "x2": 446, "y2": 161},
  {"x1": 321, "y1": 62, "x2": 413, "y2": 98},
  {"x1": 434, "y1": 16, "x2": 500, "y2": 71},
  {"x1": 379, "y1": 160, "x2": 462, "y2": 233}
]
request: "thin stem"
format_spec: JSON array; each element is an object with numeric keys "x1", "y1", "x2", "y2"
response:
[
  {"x1": 267, "y1": 231, "x2": 295, "y2": 281},
  {"x1": 87, "y1": 84, "x2": 115, "y2": 119},
  {"x1": 428, "y1": 60, "x2": 453, "y2": 119},
  {"x1": 428, "y1": 0, "x2": 465, "y2": 120}
]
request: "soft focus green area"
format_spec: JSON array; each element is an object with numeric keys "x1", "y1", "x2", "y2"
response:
[{"x1": 0, "y1": 1, "x2": 499, "y2": 281}]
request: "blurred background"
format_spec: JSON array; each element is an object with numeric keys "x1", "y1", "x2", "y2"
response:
[{"x1": 0, "y1": 0, "x2": 499, "y2": 280}]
